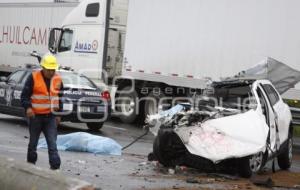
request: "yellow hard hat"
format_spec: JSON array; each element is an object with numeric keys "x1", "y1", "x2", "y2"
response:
[{"x1": 41, "y1": 54, "x2": 59, "y2": 70}]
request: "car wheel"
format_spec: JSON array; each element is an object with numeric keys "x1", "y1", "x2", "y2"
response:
[
  {"x1": 277, "y1": 132, "x2": 293, "y2": 170},
  {"x1": 153, "y1": 128, "x2": 186, "y2": 167},
  {"x1": 116, "y1": 86, "x2": 138, "y2": 124},
  {"x1": 86, "y1": 122, "x2": 104, "y2": 131},
  {"x1": 238, "y1": 152, "x2": 263, "y2": 178}
]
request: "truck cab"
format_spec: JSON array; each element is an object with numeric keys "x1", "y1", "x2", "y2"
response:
[{"x1": 49, "y1": 0, "x2": 128, "y2": 82}]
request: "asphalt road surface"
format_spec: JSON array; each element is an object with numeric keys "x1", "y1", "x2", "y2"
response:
[{"x1": 0, "y1": 114, "x2": 299, "y2": 190}]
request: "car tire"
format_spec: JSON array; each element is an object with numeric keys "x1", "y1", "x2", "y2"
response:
[
  {"x1": 116, "y1": 86, "x2": 138, "y2": 124},
  {"x1": 238, "y1": 152, "x2": 264, "y2": 178},
  {"x1": 153, "y1": 128, "x2": 185, "y2": 167},
  {"x1": 277, "y1": 132, "x2": 293, "y2": 170},
  {"x1": 153, "y1": 136, "x2": 166, "y2": 165},
  {"x1": 86, "y1": 122, "x2": 104, "y2": 131}
]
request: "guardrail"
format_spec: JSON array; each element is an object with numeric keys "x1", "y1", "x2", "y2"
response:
[{"x1": 290, "y1": 107, "x2": 300, "y2": 126}]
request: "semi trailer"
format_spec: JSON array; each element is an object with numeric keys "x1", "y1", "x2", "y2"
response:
[{"x1": 2, "y1": 0, "x2": 300, "y2": 123}]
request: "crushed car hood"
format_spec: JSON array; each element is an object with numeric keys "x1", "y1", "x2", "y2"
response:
[
  {"x1": 147, "y1": 105, "x2": 269, "y2": 163},
  {"x1": 228, "y1": 57, "x2": 300, "y2": 94},
  {"x1": 174, "y1": 110, "x2": 269, "y2": 163}
]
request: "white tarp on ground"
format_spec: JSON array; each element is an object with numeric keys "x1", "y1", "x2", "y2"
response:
[
  {"x1": 38, "y1": 132, "x2": 122, "y2": 156},
  {"x1": 175, "y1": 110, "x2": 269, "y2": 163}
]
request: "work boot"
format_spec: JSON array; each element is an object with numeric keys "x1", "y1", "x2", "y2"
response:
[{"x1": 50, "y1": 167, "x2": 60, "y2": 172}]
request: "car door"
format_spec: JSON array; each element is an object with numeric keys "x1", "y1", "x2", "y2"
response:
[
  {"x1": 256, "y1": 84, "x2": 279, "y2": 154},
  {"x1": 11, "y1": 71, "x2": 31, "y2": 117},
  {"x1": 4, "y1": 70, "x2": 27, "y2": 116},
  {"x1": 0, "y1": 77, "x2": 8, "y2": 112},
  {"x1": 261, "y1": 83, "x2": 291, "y2": 145}
]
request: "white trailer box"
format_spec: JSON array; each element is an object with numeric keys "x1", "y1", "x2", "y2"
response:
[
  {"x1": 0, "y1": 2, "x2": 78, "y2": 73},
  {"x1": 123, "y1": 0, "x2": 300, "y2": 90},
  {"x1": 46, "y1": 0, "x2": 300, "y2": 123}
]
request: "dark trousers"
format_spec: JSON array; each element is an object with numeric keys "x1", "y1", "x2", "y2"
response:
[{"x1": 27, "y1": 115, "x2": 61, "y2": 169}]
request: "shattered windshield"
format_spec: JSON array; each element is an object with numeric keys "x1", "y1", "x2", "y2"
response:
[
  {"x1": 213, "y1": 85, "x2": 257, "y2": 111},
  {"x1": 58, "y1": 71, "x2": 97, "y2": 89}
]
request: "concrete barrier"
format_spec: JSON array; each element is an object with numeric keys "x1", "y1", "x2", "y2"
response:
[{"x1": 0, "y1": 156, "x2": 99, "y2": 190}]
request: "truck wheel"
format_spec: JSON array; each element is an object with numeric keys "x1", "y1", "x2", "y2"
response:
[
  {"x1": 277, "y1": 132, "x2": 293, "y2": 170},
  {"x1": 116, "y1": 86, "x2": 138, "y2": 124},
  {"x1": 144, "y1": 90, "x2": 168, "y2": 118},
  {"x1": 238, "y1": 152, "x2": 263, "y2": 178},
  {"x1": 86, "y1": 122, "x2": 104, "y2": 131}
]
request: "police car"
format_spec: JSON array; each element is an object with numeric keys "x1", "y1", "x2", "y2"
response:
[{"x1": 0, "y1": 66, "x2": 111, "y2": 131}]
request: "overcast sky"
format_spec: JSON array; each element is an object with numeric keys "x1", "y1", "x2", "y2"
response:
[
  {"x1": 0, "y1": 0, "x2": 79, "y2": 2},
  {"x1": 0, "y1": 0, "x2": 53, "y2": 2}
]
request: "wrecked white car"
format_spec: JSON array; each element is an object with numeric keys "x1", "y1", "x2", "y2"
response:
[{"x1": 147, "y1": 79, "x2": 293, "y2": 177}]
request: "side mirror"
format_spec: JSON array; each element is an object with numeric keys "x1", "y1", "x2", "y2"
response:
[
  {"x1": 0, "y1": 76, "x2": 7, "y2": 82},
  {"x1": 48, "y1": 28, "x2": 63, "y2": 54},
  {"x1": 30, "y1": 51, "x2": 42, "y2": 63},
  {"x1": 48, "y1": 29, "x2": 57, "y2": 53}
]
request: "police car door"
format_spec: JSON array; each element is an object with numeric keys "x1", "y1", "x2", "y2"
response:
[
  {"x1": 0, "y1": 77, "x2": 8, "y2": 108},
  {"x1": 5, "y1": 71, "x2": 27, "y2": 116}
]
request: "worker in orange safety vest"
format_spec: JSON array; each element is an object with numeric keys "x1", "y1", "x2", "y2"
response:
[{"x1": 21, "y1": 54, "x2": 62, "y2": 170}]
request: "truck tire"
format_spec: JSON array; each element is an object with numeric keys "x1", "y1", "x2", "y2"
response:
[
  {"x1": 238, "y1": 152, "x2": 263, "y2": 178},
  {"x1": 116, "y1": 86, "x2": 138, "y2": 124},
  {"x1": 144, "y1": 90, "x2": 168, "y2": 119},
  {"x1": 277, "y1": 132, "x2": 293, "y2": 170},
  {"x1": 86, "y1": 122, "x2": 104, "y2": 131}
]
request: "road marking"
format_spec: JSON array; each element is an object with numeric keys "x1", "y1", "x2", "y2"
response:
[{"x1": 105, "y1": 125, "x2": 127, "y2": 131}]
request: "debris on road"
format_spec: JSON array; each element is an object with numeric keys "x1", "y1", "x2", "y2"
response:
[
  {"x1": 186, "y1": 177, "x2": 215, "y2": 184},
  {"x1": 250, "y1": 176, "x2": 274, "y2": 188},
  {"x1": 175, "y1": 166, "x2": 188, "y2": 174},
  {"x1": 168, "y1": 168, "x2": 175, "y2": 175},
  {"x1": 207, "y1": 173, "x2": 239, "y2": 181},
  {"x1": 264, "y1": 171, "x2": 300, "y2": 189},
  {"x1": 77, "y1": 160, "x2": 87, "y2": 164},
  {"x1": 185, "y1": 178, "x2": 199, "y2": 184},
  {"x1": 125, "y1": 151, "x2": 300, "y2": 190},
  {"x1": 139, "y1": 162, "x2": 148, "y2": 166},
  {"x1": 148, "y1": 152, "x2": 156, "y2": 161},
  {"x1": 38, "y1": 132, "x2": 122, "y2": 156}
]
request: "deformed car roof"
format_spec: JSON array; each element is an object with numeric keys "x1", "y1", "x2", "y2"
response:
[{"x1": 212, "y1": 79, "x2": 256, "y2": 88}]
